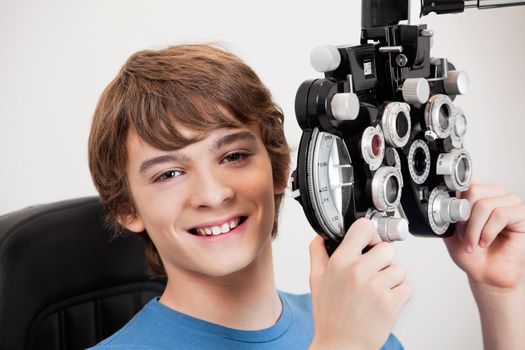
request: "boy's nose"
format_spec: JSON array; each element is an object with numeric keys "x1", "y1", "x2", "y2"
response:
[{"x1": 189, "y1": 171, "x2": 234, "y2": 208}]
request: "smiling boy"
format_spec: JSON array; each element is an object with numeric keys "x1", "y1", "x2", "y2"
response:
[{"x1": 88, "y1": 44, "x2": 525, "y2": 349}]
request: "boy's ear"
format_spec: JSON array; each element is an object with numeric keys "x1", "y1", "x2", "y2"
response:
[{"x1": 117, "y1": 213, "x2": 145, "y2": 233}]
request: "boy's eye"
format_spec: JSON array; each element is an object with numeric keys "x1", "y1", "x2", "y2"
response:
[
  {"x1": 222, "y1": 152, "x2": 249, "y2": 164},
  {"x1": 155, "y1": 169, "x2": 183, "y2": 182}
]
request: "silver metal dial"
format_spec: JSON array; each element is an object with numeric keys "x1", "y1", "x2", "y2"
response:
[
  {"x1": 436, "y1": 148, "x2": 473, "y2": 191},
  {"x1": 428, "y1": 186, "x2": 472, "y2": 235},
  {"x1": 381, "y1": 102, "x2": 411, "y2": 148},
  {"x1": 371, "y1": 166, "x2": 403, "y2": 212},
  {"x1": 428, "y1": 186, "x2": 451, "y2": 235},
  {"x1": 450, "y1": 107, "x2": 468, "y2": 148},
  {"x1": 361, "y1": 125, "x2": 385, "y2": 171},
  {"x1": 308, "y1": 128, "x2": 354, "y2": 241},
  {"x1": 424, "y1": 94, "x2": 454, "y2": 139},
  {"x1": 408, "y1": 139, "x2": 431, "y2": 184}
]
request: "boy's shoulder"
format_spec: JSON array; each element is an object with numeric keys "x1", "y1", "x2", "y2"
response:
[{"x1": 88, "y1": 298, "x2": 170, "y2": 349}]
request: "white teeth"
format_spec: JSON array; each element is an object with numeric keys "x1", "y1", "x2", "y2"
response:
[
  {"x1": 229, "y1": 218, "x2": 239, "y2": 229},
  {"x1": 193, "y1": 217, "x2": 242, "y2": 236}
]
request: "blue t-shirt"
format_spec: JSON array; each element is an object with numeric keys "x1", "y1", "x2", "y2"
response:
[{"x1": 90, "y1": 291, "x2": 403, "y2": 349}]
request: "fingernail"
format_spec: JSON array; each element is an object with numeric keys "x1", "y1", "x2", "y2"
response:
[
  {"x1": 479, "y1": 240, "x2": 487, "y2": 248},
  {"x1": 465, "y1": 243, "x2": 473, "y2": 253}
]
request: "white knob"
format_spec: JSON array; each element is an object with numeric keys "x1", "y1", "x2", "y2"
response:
[
  {"x1": 331, "y1": 92, "x2": 360, "y2": 121},
  {"x1": 402, "y1": 78, "x2": 430, "y2": 105},
  {"x1": 444, "y1": 70, "x2": 470, "y2": 95},
  {"x1": 310, "y1": 45, "x2": 341, "y2": 73},
  {"x1": 376, "y1": 216, "x2": 410, "y2": 242},
  {"x1": 440, "y1": 198, "x2": 471, "y2": 223}
]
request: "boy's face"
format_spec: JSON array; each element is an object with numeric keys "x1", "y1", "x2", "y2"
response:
[{"x1": 120, "y1": 124, "x2": 283, "y2": 278}]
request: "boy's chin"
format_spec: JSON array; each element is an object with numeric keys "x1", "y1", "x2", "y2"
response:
[{"x1": 196, "y1": 246, "x2": 268, "y2": 279}]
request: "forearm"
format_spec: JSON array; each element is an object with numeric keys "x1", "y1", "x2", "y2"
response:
[{"x1": 470, "y1": 278, "x2": 525, "y2": 350}]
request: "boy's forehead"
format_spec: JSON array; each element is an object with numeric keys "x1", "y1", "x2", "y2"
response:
[{"x1": 127, "y1": 126, "x2": 260, "y2": 158}]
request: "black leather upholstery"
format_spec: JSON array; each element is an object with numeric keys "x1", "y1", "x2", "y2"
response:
[{"x1": 0, "y1": 197, "x2": 166, "y2": 350}]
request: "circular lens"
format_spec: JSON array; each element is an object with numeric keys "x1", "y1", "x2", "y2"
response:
[
  {"x1": 371, "y1": 134, "x2": 382, "y2": 157},
  {"x1": 384, "y1": 175, "x2": 399, "y2": 205},
  {"x1": 438, "y1": 104, "x2": 450, "y2": 130},
  {"x1": 414, "y1": 147, "x2": 427, "y2": 176},
  {"x1": 455, "y1": 155, "x2": 469, "y2": 185},
  {"x1": 372, "y1": 166, "x2": 402, "y2": 211},
  {"x1": 395, "y1": 112, "x2": 409, "y2": 139}
]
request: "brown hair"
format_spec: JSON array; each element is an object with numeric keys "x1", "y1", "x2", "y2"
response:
[{"x1": 88, "y1": 44, "x2": 290, "y2": 277}]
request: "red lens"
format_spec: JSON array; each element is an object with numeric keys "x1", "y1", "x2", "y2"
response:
[{"x1": 371, "y1": 134, "x2": 382, "y2": 157}]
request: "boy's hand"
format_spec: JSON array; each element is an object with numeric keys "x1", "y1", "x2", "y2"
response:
[
  {"x1": 309, "y1": 218, "x2": 411, "y2": 350},
  {"x1": 444, "y1": 180, "x2": 525, "y2": 290},
  {"x1": 444, "y1": 180, "x2": 525, "y2": 349}
]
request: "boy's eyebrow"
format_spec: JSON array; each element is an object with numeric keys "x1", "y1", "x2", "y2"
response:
[
  {"x1": 139, "y1": 153, "x2": 188, "y2": 174},
  {"x1": 211, "y1": 131, "x2": 257, "y2": 151},
  {"x1": 138, "y1": 131, "x2": 257, "y2": 175}
]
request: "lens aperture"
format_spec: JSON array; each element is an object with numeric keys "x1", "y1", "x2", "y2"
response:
[{"x1": 385, "y1": 175, "x2": 399, "y2": 205}]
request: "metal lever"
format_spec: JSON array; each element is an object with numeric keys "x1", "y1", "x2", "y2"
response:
[{"x1": 465, "y1": 0, "x2": 525, "y2": 9}]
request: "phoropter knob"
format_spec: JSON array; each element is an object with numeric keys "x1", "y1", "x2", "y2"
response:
[
  {"x1": 375, "y1": 216, "x2": 410, "y2": 242},
  {"x1": 439, "y1": 198, "x2": 471, "y2": 224},
  {"x1": 331, "y1": 92, "x2": 360, "y2": 121},
  {"x1": 444, "y1": 70, "x2": 470, "y2": 95},
  {"x1": 310, "y1": 45, "x2": 341, "y2": 73},
  {"x1": 402, "y1": 78, "x2": 430, "y2": 105}
]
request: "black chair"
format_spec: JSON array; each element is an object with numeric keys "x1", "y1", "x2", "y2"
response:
[{"x1": 0, "y1": 197, "x2": 166, "y2": 350}]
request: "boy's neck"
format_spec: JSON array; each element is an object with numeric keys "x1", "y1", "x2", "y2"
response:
[{"x1": 158, "y1": 239, "x2": 282, "y2": 330}]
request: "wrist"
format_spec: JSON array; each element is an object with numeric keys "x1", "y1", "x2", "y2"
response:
[
  {"x1": 469, "y1": 277, "x2": 525, "y2": 324},
  {"x1": 469, "y1": 277, "x2": 525, "y2": 350},
  {"x1": 469, "y1": 276, "x2": 525, "y2": 300}
]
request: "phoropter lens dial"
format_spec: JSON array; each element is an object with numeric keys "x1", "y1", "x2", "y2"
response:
[
  {"x1": 436, "y1": 148, "x2": 473, "y2": 191},
  {"x1": 360, "y1": 125, "x2": 385, "y2": 171},
  {"x1": 408, "y1": 139, "x2": 431, "y2": 184},
  {"x1": 424, "y1": 94, "x2": 454, "y2": 140},
  {"x1": 381, "y1": 102, "x2": 411, "y2": 148},
  {"x1": 371, "y1": 166, "x2": 403, "y2": 212},
  {"x1": 450, "y1": 107, "x2": 468, "y2": 148},
  {"x1": 307, "y1": 128, "x2": 354, "y2": 242},
  {"x1": 428, "y1": 186, "x2": 471, "y2": 235}
]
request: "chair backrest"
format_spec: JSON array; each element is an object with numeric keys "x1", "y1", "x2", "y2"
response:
[{"x1": 0, "y1": 197, "x2": 166, "y2": 350}]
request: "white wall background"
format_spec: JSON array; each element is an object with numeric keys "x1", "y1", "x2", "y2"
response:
[{"x1": 1, "y1": 1, "x2": 524, "y2": 349}]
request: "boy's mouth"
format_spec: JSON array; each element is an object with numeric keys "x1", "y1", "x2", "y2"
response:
[{"x1": 188, "y1": 216, "x2": 247, "y2": 236}]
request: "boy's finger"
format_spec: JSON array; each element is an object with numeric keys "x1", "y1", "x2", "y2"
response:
[
  {"x1": 334, "y1": 218, "x2": 382, "y2": 261},
  {"x1": 464, "y1": 195, "x2": 521, "y2": 251},
  {"x1": 309, "y1": 235, "x2": 329, "y2": 285},
  {"x1": 479, "y1": 203, "x2": 525, "y2": 248},
  {"x1": 361, "y1": 241, "x2": 396, "y2": 273},
  {"x1": 462, "y1": 184, "x2": 507, "y2": 206}
]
